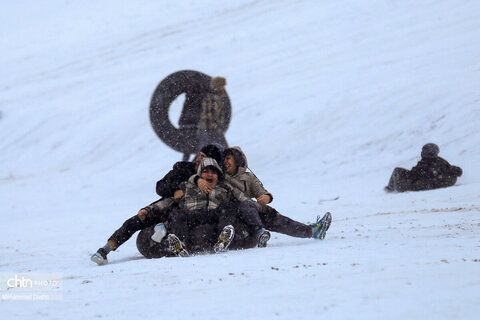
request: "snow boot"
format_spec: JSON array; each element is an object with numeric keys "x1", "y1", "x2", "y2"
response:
[
  {"x1": 151, "y1": 223, "x2": 167, "y2": 243},
  {"x1": 91, "y1": 248, "x2": 108, "y2": 266},
  {"x1": 214, "y1": 225, "x2": 235, "y2": 253},
  {"x1": 166, "y1": 234, "x2": 189, "y2": 257},
  {"x1": 312, "y1": 212, "x2": 332, "y2": 240},
  {"x1": 256, "y1": 228, "x2": 271, "y2": 248}
]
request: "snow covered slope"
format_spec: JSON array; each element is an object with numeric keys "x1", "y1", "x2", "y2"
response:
[{"x1": 1, "y1": 0, "x2": 479, "y2": 319}]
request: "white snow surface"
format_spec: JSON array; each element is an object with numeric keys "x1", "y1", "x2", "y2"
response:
[{"x1": 1, "y1": 0, "x2": 480, "y2": 318}]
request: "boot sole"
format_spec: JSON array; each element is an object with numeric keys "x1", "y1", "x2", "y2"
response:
[
  {"x1": 167, "y1": 234, "x2": 189, "y2": 257},
  {"x1": 91, "y1": 254, "x2": 108, "y2": 266},
  {"x1": 319, "y1": 212, "x2": 332, "y2": 240},
  {"x1": 214, "y1": 226, "x2": 235, "y2": 253},
  {"x1": 257, "y1": 230, "x2": 271, "y2": 248}
]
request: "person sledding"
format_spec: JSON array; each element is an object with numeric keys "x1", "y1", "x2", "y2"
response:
[
  {"x1": 221, "y1": 146, "x2": 332, "y2": 249},
  {"x1": 385, "y1": 143, "x2": 463, "y2": 192},
  {"x1": 165, "y1": 157, "x2": 269, "y2": 256},
  {"x1": 142, "y1": 146, "x2": 333, "y2": 257},
  {"x1": 90, "y1": 145, "x2": 224, "y2": 265}
]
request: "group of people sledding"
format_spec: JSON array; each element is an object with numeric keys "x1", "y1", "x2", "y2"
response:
[
  {"x1": 91, "y1": 141, "x2": 463, "y2": 265},
  {"x1": 91, "y1": 145, "x2": 332, "y2": 265},
  {"x1": 91, "y1": 72, "x2": 462, "y2": 264}
]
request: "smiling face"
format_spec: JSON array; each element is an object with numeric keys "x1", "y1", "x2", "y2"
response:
[
  {"x1": 223, "y1": 154, "x2": 237, "y2": 176},
  {"x1": 200, "y1": 167, "x2": 219, "y2": 188}
]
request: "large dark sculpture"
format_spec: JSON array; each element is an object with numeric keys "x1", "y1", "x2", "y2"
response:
[{"x1": 149, "y1": 70, "x2": 231, "y2": 160}]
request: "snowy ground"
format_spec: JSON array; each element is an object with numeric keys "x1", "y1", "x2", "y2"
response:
[{"x1": 1, "y1": 0, "x2": 479, "y2": 319}]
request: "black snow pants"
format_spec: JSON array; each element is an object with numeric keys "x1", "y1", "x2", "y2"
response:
[
  {"x1": 259, "y1": 205, "x2": 313, "y2": 238},
  {"x1": 108, "y1": 205, "x2": 170, "y2": 250},
  {"x1": 386, "y1": 167, "x2": 411, "y2": 192},
  {"x1": 386, "y1": 167, "x2": 458, "y2": 192},
  {"x1": 168, "y1": 201, "x2": 263, "y2": 250},
  {"x1": 229, "y1": 205, "x2": 313, "y2": 250}
]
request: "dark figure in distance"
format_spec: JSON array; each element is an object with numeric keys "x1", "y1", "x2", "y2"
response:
[{"x1": 385, "y1": 143, "x2": 463, "y2": 192}]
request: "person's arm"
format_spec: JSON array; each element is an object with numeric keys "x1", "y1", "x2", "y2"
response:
[
  {"x1": 450, "y1": 166, "x2": 463, "y2": 177},
  {"x1": 248, "y1": 173, "x2": 273, "y2": 205},
  {"x1": 192, "y1": 175, "x2": 213, "y2": 194},
  {"x1": 155, "y1": 162, "x2": 193, "y2": 198},
  {"x1": 173, "y1": 181, "x2": 189, "y2": 202},
  {"x1": 439, "y1": 157, "x2": 463, "y2": 177},
  {"x1": 138, "y1": 198, "x2": 175, "y2": 220},
  {"x1": 256, "y1": 194, "x2": 272, "y2": 206}
]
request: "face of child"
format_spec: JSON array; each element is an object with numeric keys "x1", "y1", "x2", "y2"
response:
[
  {"x1": 224, "y1": 154, "x2": 237, "y2": 176},
  {"x1": 201, "y1": 168, "x2": 218, "y2": 187}
]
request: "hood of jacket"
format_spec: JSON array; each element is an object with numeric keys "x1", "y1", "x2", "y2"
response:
[
  {"x1": 225, "y1": 146, "x2": 248, "y2": 176},
  {"x1": 197, "y1": 157, "x2": 224, "y2": 180}
]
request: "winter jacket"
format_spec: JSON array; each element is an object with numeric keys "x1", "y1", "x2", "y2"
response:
[
  {"x1": 197, "y1": 93, "x2": 227, "y2": 132},
  {"x1": 224, "y1": 146, "x2": 273, "y2": 203},
  {"x1": 410, "y1": 156, "x2": 462, "y2": 181},
  {"x1": 179, "y1": 157, "x2": 251, "y2": 211},
  {"x1": 155, "y1": 161, "x2": 196, "y2": 198},
  {"x1": 408, "y1": 156, "x2": 462, "y2": 191}
]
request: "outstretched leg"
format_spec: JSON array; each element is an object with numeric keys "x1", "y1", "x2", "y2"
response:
[
  {"x1": 386, "y1": 167, "x2": 410, "y2": 192},
  {"x1": 259, "y1": 205, "x2": 313, "y2": 238},
  {"x1": 233, "y1": 201, "x2": 270, "y2": 247},
  {"x1": 91, "y1": 205, "x2": 170, "y2": 265}
]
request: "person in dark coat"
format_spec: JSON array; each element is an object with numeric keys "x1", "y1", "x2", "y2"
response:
[
  {"x1": 165, "y1": 157, "x2": 268, "y2": 256},
  {"x1": 90, "y1": 144, "x2": 223, "y2": 265},
  {"x1": 385, "y1": 143, "x2": 463, "y2": 192},
  {"x1": 195, "y1": 77, "x2": 229, "y2": 152},
  {"x1": 179, "y1": 77, "x2": 229, "y2": 161},
  {"x1": 155, "y1": 144, "x2": 223, "y2": 198}
]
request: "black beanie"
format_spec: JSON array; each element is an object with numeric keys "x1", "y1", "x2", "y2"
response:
[
  {"x1": 421, "y1": 143, "x2": 440, "y2": 158},
  {"x1": 200, "y1": 144, "x2": 222, "y2": 164}
]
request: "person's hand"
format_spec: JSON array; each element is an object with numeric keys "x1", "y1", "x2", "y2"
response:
[
  {"x1": 137, "y1": 209, "x2": 148, "y2": 220},
  {"x1": 174, "y1": 190, "x2": 185, "y2": 201},
  {"x1": 197, "y1": 178, "x2": 213, "y2": 194},
  {"x1": 256, "y1": 194, "x2": 271, "y2": 206}
]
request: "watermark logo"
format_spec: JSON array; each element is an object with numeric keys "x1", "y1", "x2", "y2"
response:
[{"x1": 1, "y1": 272, "x2": 63, "y2": 300}]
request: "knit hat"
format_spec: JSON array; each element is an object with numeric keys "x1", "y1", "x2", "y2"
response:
[
  {"x1": 200, "y1": 144, "x2": 222, "y2": 164},
  {"x1": 421, "y1": 143, "x2": 440, "y2": 158},
  {"x1": 210, "y1": 77, "x2": 226, "y2": 91}
]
